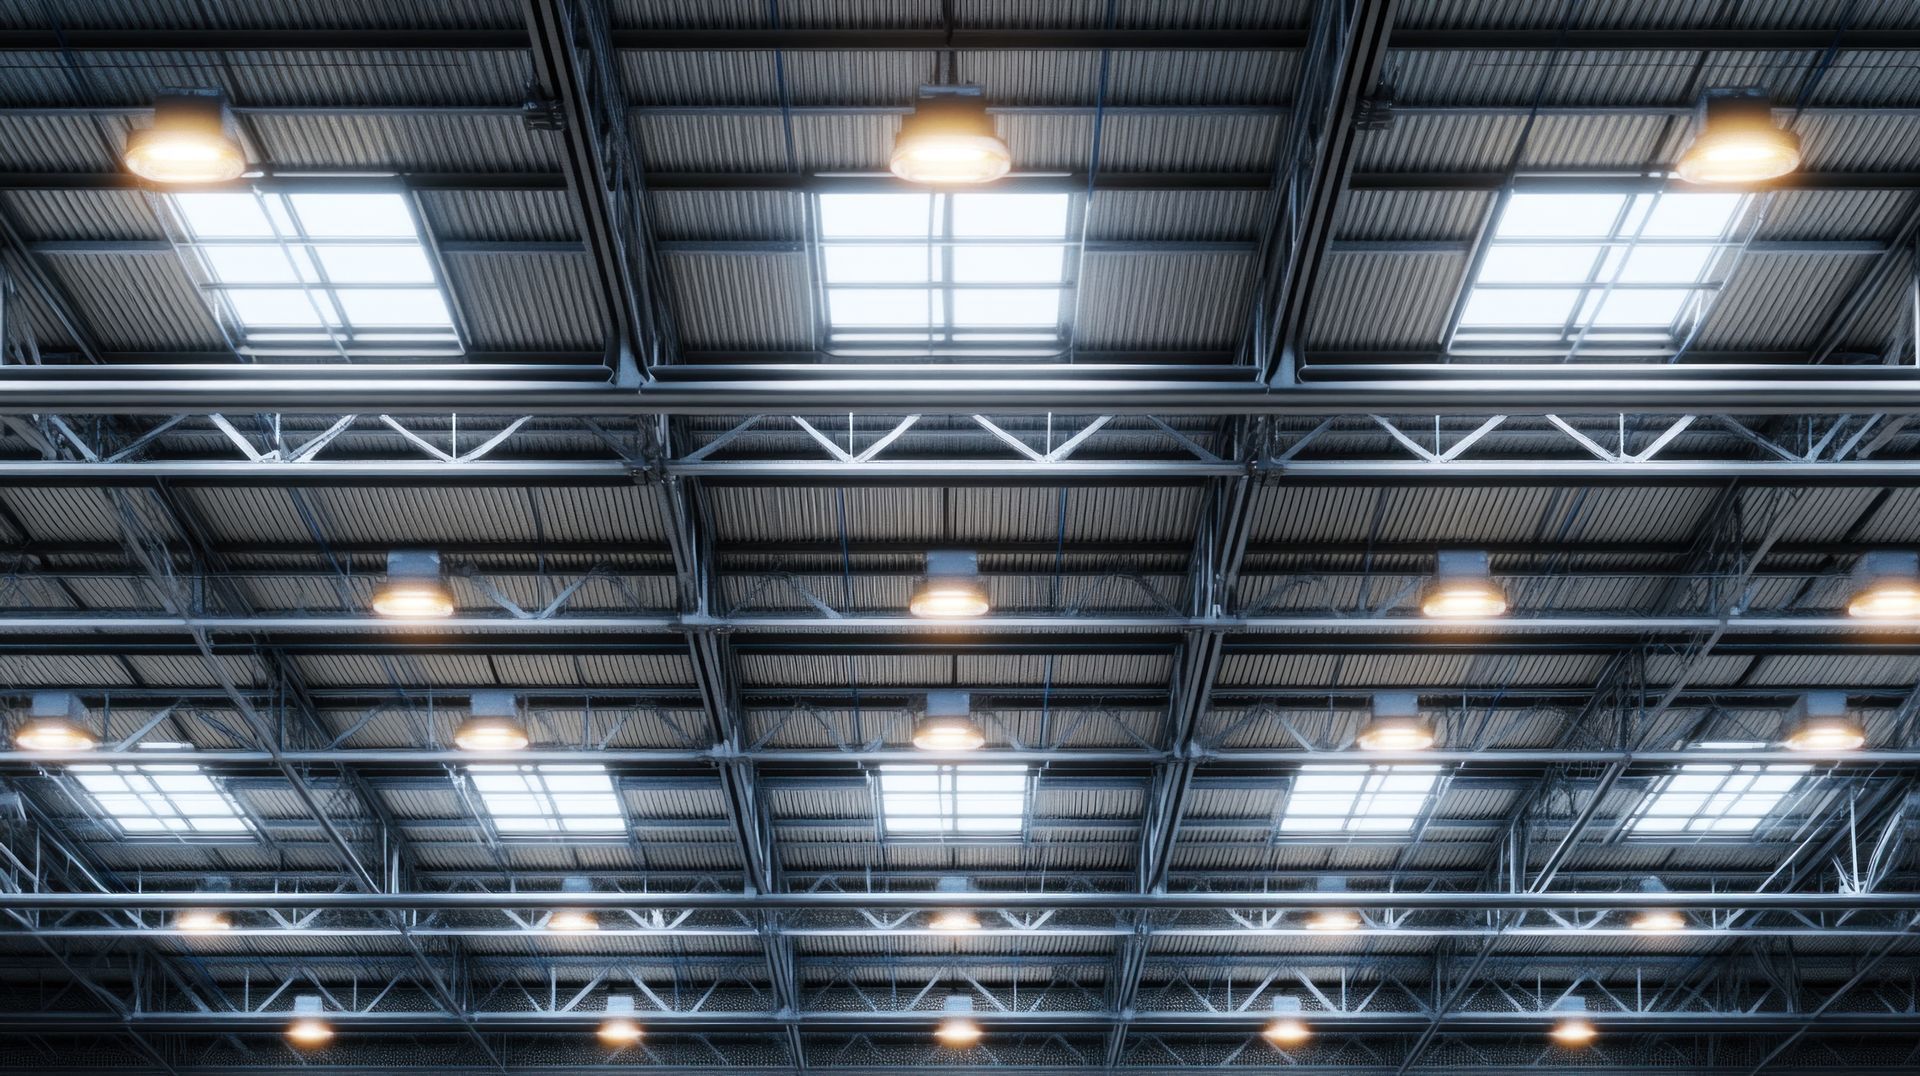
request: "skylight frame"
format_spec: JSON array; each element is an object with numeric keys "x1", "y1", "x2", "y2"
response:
[
  {"x1": 162, "y1": 186, "x2": 465, "y2": 359},
  {"x1": 1278, "y1": 764, "x2": 1442, "y2": 835},
  {"x1": 812, "y1": 191, "x2": 1080, "y2": 356},
  {"x1": 67, "y1": 752, "x2": 256, "y2": 840},
  {"x1": 877, "y1": 764, "x2": 1030, "y2": 837},
  {"x1": 467, "y1": 763, "x2": 628, "y2": 839},
  {"x1": 1626, "y1": 743, "x2": 1811, "y2": 837},
  {"x1": 1449, "y1": 185, "x2": 1750, "y2": 356}
]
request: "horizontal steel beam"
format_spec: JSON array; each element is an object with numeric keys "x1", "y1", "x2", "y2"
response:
[
  {"x1": 0, "y1": 613, "x2": 1905, "y2": 635},
  {"x1": 0, "y1": 27, "x2": 1914, "y2": 51},
  {"x1": 0, "y1": 1009, "x2": 1911, "y2": 1035},
  {"x1": 1, "y1": 747, "x2": 1909, "y2": 769},
  {"x1": 18, "y1": 368, "x2": 1920, "y2": 415},
  {"x1": 2, "y1": 890, "x2": 1915, "y2": 911}
]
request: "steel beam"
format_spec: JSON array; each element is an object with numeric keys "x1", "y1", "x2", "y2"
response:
[{"x1": 20, "y1": 369, "x2": 1920, "y2": 415}]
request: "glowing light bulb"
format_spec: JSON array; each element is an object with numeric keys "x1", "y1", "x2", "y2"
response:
[{"x1": 934, "y1": 1016, "x2": 983, "y2": 1048}]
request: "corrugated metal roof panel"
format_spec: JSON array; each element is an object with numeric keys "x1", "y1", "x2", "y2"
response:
[
  {"x1": 1075, "y1": 252, "x2": 1253, "y2": 350},
  {"x1": 666, "y1": 253, "x2": 816, "y2": 349},
  {"x1": 444, "y1": 253, "x2": 606, "y2": 350},
  {"x1": 43, "y1": 252, "x2": 224, "y2": 350}
]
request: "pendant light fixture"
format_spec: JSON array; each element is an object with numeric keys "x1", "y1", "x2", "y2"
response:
[
  {"x1": 1420, "y1": 550, "x2": 1508, "y2": 619},
  {"x1": 14, "y1": 692, "x2": 98, "y2": 753},
  {"x1": 1303, "y1": 877, "x2": 1360, "y2": 931},
  {"x1": 1548, "y1": 998, "x2": 1597, "y2": 1047},
  {"x1": 927, "y1": 875, "x2": 983, "y2": 931},
  {"x1": 1628, "y1": 878, "x2": 1685, "y2": 932},
  {"x1": 1354, "y1": 692, "x2": 1434, "y2": 751},
  {"x1": 933, "y1": 994, "x2": 984, "y2": 1048},
  {"x1": 1782, "y1": 691, "x2": 1866, "y2": 752},
  {"x1": 1675, "y1": 88, "x2": 1801, "y2": 186},
  {"x1": 597, "y1": 995, "x2": 644, "y2": 1047},
  {"x1": 890, "y1": 85, "x2": 1011, "y2": 185},
  {"x1": 1845, "y1": 551, "x2": 1920, "y2": 618},
  {"x1": 286, "y1": 994, "x2": 334, "y2": 1047},
  {"x1": 454, "y1": 690, "x2": 531, "y2": 752},
  {"x1": 371, "y1": 549, "x2": 456, "y2": 619},
  {"x1": 123, "y1": 91, "x2": 248, "y2": 184},
  {"x1": 909, "y1": 549, "x2": 991, "y2": 618},
  {"x1": 912, "y1": 690, "x2": 986, "y2": 751},
  {"x1": 1262, "y1": 996, "x2": 1312, "y2": 1048},
  {"x1": 548, "y1": 876, "x2": 598, "y2": 932}
]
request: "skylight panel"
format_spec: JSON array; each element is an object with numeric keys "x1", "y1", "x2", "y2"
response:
[
  {"x1": 469, "y1": 764, "x2": 626, "y2": 836},
  {"x1": 1453, "y1": 188, "x2": 1747, "y2": 353},
  {"x1": 1628, "y1": 744, "x2": 1809, "y2": 835},
  {"x1": 70, "y1": 751, "x2": 253, "y2": 836},
  {"x1": 1279, "y1": 765, "x2": 1440, "y2": 834},
  {"x1": 879, "y1": 764, "x2": 1027, "y2": 835},
  {"x1": 169, "y1": 189, "x2": 460, "y2": 358},
  {"x1": 816, "y1": 192, "x2": 1076, "y2": 353}
]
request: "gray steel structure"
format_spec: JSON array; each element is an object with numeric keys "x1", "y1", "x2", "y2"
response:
[{"x1": 1, "y1": 1, "x2": 1920, "y2": 1075}]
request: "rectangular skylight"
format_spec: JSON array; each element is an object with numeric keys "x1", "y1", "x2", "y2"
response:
[
  {"x1": 69, "y1": 752, "x2": 253, "y2": 836},
  {"x1": 168, "y1": 190, "x2": 460, "y2": 358},
  {"x1": 1453, "y1": 189, "x2": 1747, "y2": 353},
  {"x1": 468, "y1": 764, "x2": 626, "y2": 836},
  {"x1": 1627, "y1": 744, "x2": 1809, "y2": 835},
  {"x1": 878, "y1": 764, "x2": 1028, "y2": 835},
  {"x1": 1279, "y1": 765, "x2": 1441, "y2": 834},
  {"x1": 815, "y1": 192, "x2": 1073, "y2": 353}
]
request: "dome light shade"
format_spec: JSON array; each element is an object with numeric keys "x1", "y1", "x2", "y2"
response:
[
  {"x1": 124, "y1": 92, "x2": 247, "y2": 183},
  {"x1": 178, "y1": 908, "x2": 232, "y2": 932},
  {"x1": 454, "y1": 690, "x2": 529, "y2": 751},
  {"x1": 1420, "y1": 550, "x2": 1507, "y2": 619},
  {"x1": 1263, "y1": 997, "x2": 1311, "y2": 1047},
  {"x1": 1549, "y1": 998, "x2": 1596, "y2": 1046},
  {"x1": 287, "y1": 995, "x2": 332, "y2": 1047},
  {"x1": 1846, "y1": 551, "x2": 1920, "y2": 618},
  {"x1": 371, "y1": 549, "x2": 455, "y2": 618},
  {"x1": 599, "y1": 996, "x2": 643, "y2": 1046},
  {"x1": 1355, "y1": 692, "x2": 1434, "y2": 751},
  {"x1": 1676, "y1": 88, "x2": 1801, "y2": 185},
  {"x1": 454, "y1": 715, "x2": 529, "y2": 751},
  {"x1": 15, "y1": 693, "x2": 96, "y2": 752},
  {"x1": 934, "y1": 995, "x2": 983, "y2": 1048},
  {"x1": 1783, "y1": 691, "x2": 1865, "y2": 752},
  {"x1": 912, "y1": 691, "x2": 986, "y2": 751},
  {"x1": 910, "y1": 550, "x2": 990, "y2": 618},
  {"x1": 889, "y1": 86, "x2": 1011, "y2": 185}
]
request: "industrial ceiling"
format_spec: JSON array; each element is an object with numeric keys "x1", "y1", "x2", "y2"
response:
[{"x1": 0, "y1": 2, "x2": 1917, "y2": 1076}]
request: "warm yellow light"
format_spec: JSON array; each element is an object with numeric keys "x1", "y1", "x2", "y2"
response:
[
  {"x1": 1676, "y1": 99, "x2": 1800, "y2": 185},
  {"x1": 1419, "y1": 583, "x2": 1508, "y2": 619},
  {"x1": 934, "y1": 1016, "x2": 984, "y2": 1048},
  {"x1": 548, "y1": 909, "x2": 598, "y2": 932},
  {"x1": 912, "y1": 714, "x2": 986, "y2": 751},
  {"x1": 889, "y1": 94, "x2": 1011, "y2": 185},
  {"x1": 1550, "y1": 1016, "x2": 1597, "y2": 1047},
  {"x1": 1784, "y1": 716, "x2": 1866, "y2": 752},
  {"x1": 597, "y1": 1018, "x2": 644, "y2": 1047},
  {"x1": 1304, "y1": 909, "x2": 1361, "y2": 931},
  {"x1": 1847, "y1": 582, "x2": 1920, "y2": 618},
  {"x1": 286, "y1": 1017, "x2": 334, "y2": 1047},
  {"x1": 1262, "y1": 1018, "x2": 1311, "y2": 1047},
  {"x1": 14, "y1": 719, "x2": 98, "y2": 752},
  {"x1": 453, "y1": 715, "x2": 529, "y2": 752},
  {"x1": 370, "y1": 581, "x2": 455, "y2": 618},
  {"x1": 1355, "y1": 716, "x2": 1434, "y2": 752},
  {"x1": 1629, "y1": 908, "x2": 1686, "y2": 932},
  {"x1": 929, "y1": 908, "x2": 982, "y2": 931},
  {"x1": 177, "y1": 908, "x2": 232, "y2": 932},
  {"x1": 909, "y1": 580, "x2": 991, "y2": 619},
  {"x1": 123, "y1": 95, "x2": 247, "y2": 184}
]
